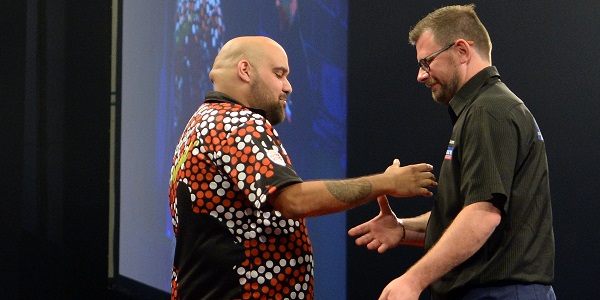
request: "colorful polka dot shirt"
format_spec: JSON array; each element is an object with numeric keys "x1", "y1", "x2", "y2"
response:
[{"x1": 169, "y1": 92, "x2": 314, "y2": 300}]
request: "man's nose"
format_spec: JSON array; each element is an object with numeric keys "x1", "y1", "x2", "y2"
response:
[
  {"x1": 283, "y1": 78, "x2": 292, "y2": 94},
  {"x1": 417, "y1": 68, "x2": 430, "y2": 83}
]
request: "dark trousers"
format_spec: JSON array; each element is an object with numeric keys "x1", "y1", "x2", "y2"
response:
[{"x1": 432, "y1": 284, "x2": 556, "y2": 300}]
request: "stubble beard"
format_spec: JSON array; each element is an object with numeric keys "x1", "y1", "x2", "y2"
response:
[{"x1": 431, "y1": 68, "x2": 460, "y2": 105}]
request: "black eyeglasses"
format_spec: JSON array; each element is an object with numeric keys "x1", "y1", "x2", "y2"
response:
[
  {"x1": 418, "y1": 40, "x2": 475, "y2": 73},
  {"x1": 417, "y1": 42, "x2": 455, "y2": 73}
]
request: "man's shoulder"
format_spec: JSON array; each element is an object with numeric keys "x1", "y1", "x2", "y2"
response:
[{"x1": 474, "y1": 81, "x2": 523, "y2": 111}]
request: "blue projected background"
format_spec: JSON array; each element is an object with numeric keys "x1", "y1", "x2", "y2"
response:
[{"x1": 118, "y1": 0, "x2": 347, "y2": 298}]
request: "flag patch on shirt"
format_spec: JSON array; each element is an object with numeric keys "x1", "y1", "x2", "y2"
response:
[
  {"x1": 534, "y1": 120, "x2": 544, "y2": 141},
  {"x1": 445, "y1": 140, "x2": 455, "y2": 160}
]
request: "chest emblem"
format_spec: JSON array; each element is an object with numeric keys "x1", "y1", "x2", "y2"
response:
[
  {"x1": 445, "y1": 140, "x2": 455, "y2": 160},
  {"x1": 267, "y1": 149, "x2": 286, "y2": 166}
]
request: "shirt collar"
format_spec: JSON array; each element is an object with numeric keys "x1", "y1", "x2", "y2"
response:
[
  {"x1": 204, "y1": 91, "x2": 268, "y2": 118},
  {"x1": 448, "y1": 66, "x2": 501, "y2": 124}
]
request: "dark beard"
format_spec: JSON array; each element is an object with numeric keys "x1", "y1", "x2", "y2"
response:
[{"x1": 250, "y1": 77, "x2": 286, "y2": 125}]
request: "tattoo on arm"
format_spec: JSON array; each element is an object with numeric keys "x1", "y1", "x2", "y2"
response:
[{"x1": 324, "y1": 178, "x2": 372, "y2": 204}]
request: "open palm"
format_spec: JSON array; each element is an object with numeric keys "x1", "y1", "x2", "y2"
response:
[{"x1": 348, "y1": 195, "x2": 404, "y2": 253}]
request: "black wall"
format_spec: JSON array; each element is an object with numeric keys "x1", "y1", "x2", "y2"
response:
[
  {"x1": 4, "y1": 1, "x2": 599, "y2": 299},
  {"x1": 2, "y1": 1, "x2": 127, "y2": 299},
  {"x1": 2, "y1": 1, "x2": 27, "y2": 295},
  {"x1": 347, "y1": 1, "x2": 600, "y2": 299}
]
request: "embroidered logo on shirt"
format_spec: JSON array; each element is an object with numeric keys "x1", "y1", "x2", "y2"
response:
[
  {"x1": 267, "y1": 149, "x2": 286, "y2": 166},
  {"x1": 534, "y1": 120, "x2": 544, "y2": 141},
  {"x1": 445, "y1": 140, "x2": 455, "y2": 160}
]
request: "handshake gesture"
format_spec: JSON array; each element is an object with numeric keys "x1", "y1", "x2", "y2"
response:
[{"x1": 383, "y1": 158, "x2": 437, "y2": 198}]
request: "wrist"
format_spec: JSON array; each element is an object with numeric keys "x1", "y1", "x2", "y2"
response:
[{"x1": 398, "y1": 218, "x2": 406, "y2": 242}]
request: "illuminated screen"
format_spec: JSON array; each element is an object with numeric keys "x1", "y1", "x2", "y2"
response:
[{"x1": 114, "y1": 0, "x2": 348, "y2": 298}]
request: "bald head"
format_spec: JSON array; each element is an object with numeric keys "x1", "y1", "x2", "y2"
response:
[
  {"x1": 209, "y1": 36, "x2": 288, "y2": 99},
  {"x1": 207, "y1": 36, "x2": 292, "y2": 124}
]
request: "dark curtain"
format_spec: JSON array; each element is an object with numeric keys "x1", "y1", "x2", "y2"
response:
[{"x1": 2, "y1": 1, "x2": 118, "y2": 298}]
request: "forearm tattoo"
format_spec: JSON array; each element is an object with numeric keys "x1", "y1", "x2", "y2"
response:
[{"x1": 324, "y1": 178, "x2": 372, "y2": 204}]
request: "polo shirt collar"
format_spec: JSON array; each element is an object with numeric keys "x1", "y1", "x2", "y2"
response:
[
  {"x1": 204, "y1": 91, "x2": 268, "y2": 118},
  {"x1": 448, "y1": 66, "x2": 501, "y2": 124}
]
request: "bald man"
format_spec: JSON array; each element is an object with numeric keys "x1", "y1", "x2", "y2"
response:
[{"x1": 168, "y1": 36, "x2": 437, "y2": 299}]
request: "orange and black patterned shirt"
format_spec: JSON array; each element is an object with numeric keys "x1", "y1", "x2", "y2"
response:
[{"x1": 169, "y1": 91, "x2": 314, "y2": 300}]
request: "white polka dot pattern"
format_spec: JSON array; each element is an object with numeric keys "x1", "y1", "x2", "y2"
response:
[{"x1": 169, "y1": 101, "x2": 314, "y2": 299}]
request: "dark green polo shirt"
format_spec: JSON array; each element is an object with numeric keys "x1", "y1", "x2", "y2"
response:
[{"x1": 425, "y1": 67, "x2": 555, "y2": 296}]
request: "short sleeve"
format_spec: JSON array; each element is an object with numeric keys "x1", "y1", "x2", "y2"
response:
[
  {"x1": 217, "y1": 117, "x2": 302, "y2": 210},
  {"x1": 459, "y1": 106, "x2": 517, "y2": 211}
]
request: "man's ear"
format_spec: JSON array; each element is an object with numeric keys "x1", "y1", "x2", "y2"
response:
[
  {"x1": 455, "y1": 39, "x2": 473, "y2": 64},
  {"x1": 238, "y1": 60, "x2": 251, "y2": 83}
]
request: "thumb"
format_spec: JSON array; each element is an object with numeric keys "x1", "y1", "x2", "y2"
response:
[
  {"x1": 377, "y1": 195, "x2": 393, "y2": 215},
  {"x1": 392, "y1": 158, "x2": 401, "y2": 167}
]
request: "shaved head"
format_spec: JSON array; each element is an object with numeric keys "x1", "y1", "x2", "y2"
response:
[
  {"x1": 208, "y1": 36, "x2": 292, "y2": 125},
  {"x1": 209, "y1": 36, "x2": 287, "y2": 90}
]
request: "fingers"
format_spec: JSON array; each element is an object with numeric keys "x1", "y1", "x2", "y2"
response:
[
  {"x1": 420, "y1": 187, "x2": 434, "y2": 198},
  {"x1": 416, "y1": 166, "x2": 437, "y2": 193},
  {"x1": 367, "y1": 238, "x2": 381, "y2": 250},
  {"x1": 427, "y1": 178, "x2": 438, "y2": 188},
  {"x1": 397, "y1": 162, "x2": 435, "y2": 178},
  {"x1": 378, "y1": 244, "x2": 389, "y2": 253},
  {"x1": 393, "y1": 161, "x2": 433, "y2": 171},
  {"x1": 414, "y1": 162, "x2": 434, "y2": 172},
  {"x1": 364, "y1": 236, "x2": 390, "y2": 253},
  {"x1": 348, "y1": 223, "x2": 368, "y2": 236},
  {"x1": 355, "y1": 236, "x2": 371, "y2": 246},
  {"x1": 354, "y1": 232, "x2": 374, "y2": 246}
]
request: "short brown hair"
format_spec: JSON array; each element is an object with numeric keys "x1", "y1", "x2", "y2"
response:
[{"x1": 408, "y1": 4, "x2": 492, "y2": 62}]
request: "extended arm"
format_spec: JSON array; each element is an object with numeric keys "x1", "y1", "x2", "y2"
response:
[
  {"x1": 379, "y1": 201, "x2": 501, "y2": 300},
  {"x1": 348, "y1": 196, "x2": 430, "y2": 252},
  {"x1": 271, "y1": 159, "x2": 437, "y2": 219}
]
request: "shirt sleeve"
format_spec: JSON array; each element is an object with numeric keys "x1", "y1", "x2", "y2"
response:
[
  {"x1": 459, "y1": 106, "x2": 517, "y2": 212},
  {"x1": 219, "y1": 118, "x2": 303, "y2": 210}
]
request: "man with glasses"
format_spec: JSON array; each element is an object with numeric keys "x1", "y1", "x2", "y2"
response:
[{"x1": 349, "y1": 4, "x2": 555, "y2": 299}]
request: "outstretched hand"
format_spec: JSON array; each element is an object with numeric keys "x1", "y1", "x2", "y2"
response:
[
  {"x1": 348, "y1": 195, "x2": 404, "y2": 253},
  {"x1": 385, "y1": 159, "x2": 437, "y2": 198}
]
